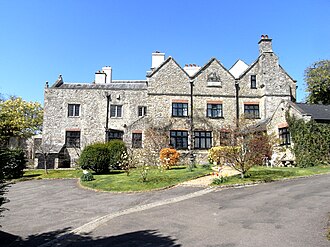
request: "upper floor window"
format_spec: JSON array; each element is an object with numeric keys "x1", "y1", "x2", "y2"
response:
[
  {"x1": 244, "y1": 104, "x2": 259, "y2": 119},
  {"x1": 194, "y1": 131, "x2": 212, "y2": 149},
  {"x1": 110, "y1": 105, "x2": 122, "y2": 118},
  {"x1": 170, "y1": 130, "x2": 188, "y2": 149},
  {"x1": 207, "y1": 103, "x2": 223, "y2": 118},
  {"x1": 68, "y1": 104, "x2": 80, "y2": 117},
  {"x1": 132, "y1": 133, "x2": 142, "y2": 148},
  {"x1": 172, "y1": 103, "x2": 188, "y2": 117},
  {"x1": 251, "y1": 75, "x2": 257, "y2": 89},
  {"x1": 279, "y1": 127, "x2": 291, "y2": 146},
  {"x1": 138, "y1": 106, "x2": 147, "y2": 117},
  {"x1": 65, "y1": 131, "x2": 80, "y2": 148}
]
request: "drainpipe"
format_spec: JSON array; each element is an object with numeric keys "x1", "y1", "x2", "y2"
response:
[
  {"x1": 235, "y1": 80, "x2": 240, "y2": 128},
  {"x1": 105, "y1": 94, "x2": 111, "y2": 142},
  {"x1": 189, "y1": 79, "x2": 195, "y2": 169}
]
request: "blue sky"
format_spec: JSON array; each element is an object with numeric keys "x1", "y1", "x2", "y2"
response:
[{"x1": 0, "y1": 0, "x2": 329, "y2": 104}]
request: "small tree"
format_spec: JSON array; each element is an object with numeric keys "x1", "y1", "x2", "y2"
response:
[
  {"x1": 0, "y1": 97, "x2": 43, "y2": 146},
  {"x1": 34, "y1": 137, "x2": 56, "y2": 174},
  {"x1": 209, "y1": 131, "x2": 273, "y2": 178}
]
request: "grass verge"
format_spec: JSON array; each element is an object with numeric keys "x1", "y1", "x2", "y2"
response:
[{"x1": 212, "y1": 166, "x2": 330, "y2": 186}]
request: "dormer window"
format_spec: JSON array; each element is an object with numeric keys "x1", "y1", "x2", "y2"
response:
[{"x1": 251, "y1": 75, "x2": 257, "y2": 89}]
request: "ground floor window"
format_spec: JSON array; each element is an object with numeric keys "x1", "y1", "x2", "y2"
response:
[
  {"x1": 194, "y1": 131, "x2": 212, "y2": 149},
  {"x1": 108, "y1": 129, "x2": 124, "y2": 140},
  {"x1": 132, "y1": 133, "x2": 142, "y2": 148},
  {"x1": 65, "y1": 131, "x2": 80, "y2": 148},
  {"x1": 170, "y1": 130, "x2": 188, "y2": 149},
  {"x1": 279, "y1": 127, "x2": 290, "y2": 146}
]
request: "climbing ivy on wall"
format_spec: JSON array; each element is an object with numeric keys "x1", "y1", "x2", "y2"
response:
[{"x1": 286, "y1": 114, "x2": 330, "y2": 167}]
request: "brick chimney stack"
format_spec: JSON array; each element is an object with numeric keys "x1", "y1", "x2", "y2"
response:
[{"x1": 258, "y1": 34, "x2": 273, "y2": 54}]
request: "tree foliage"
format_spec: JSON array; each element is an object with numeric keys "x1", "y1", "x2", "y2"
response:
[
  {"x1": 0, "y1": 97, "x2": 43, "y2": 144},
  {"x1": 305, "y1": 60, "x2": 330, "y2": 104},
  {"x1": 286, "y1": 114, "x2": 330, "y2": 167}
]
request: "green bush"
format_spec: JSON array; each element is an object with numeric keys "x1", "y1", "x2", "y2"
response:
[
  {"x1": 79, "y1": 140, "x2": 127, "y2": 174},
  {"x1": 80, "y1": 171, "x2": 94, "y2": 181},
  {"x1": 212, "y1": 176, "x2": 229, "y2": 185},
  {"x1": 0, "y1": 148, "x2": 26, "y2": 179},
  {"x1": 105, "y1": 140, "x2": 127, "y2": 170},
  {"x1": 79, "y1": 143, "x2": 111, "y2": 174}
]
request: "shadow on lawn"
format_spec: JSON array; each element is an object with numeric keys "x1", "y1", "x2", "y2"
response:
[{"x1": 0, "y1": 228, "x2": 181, "y2": 247}]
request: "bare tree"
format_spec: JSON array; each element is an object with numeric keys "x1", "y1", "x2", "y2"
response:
[{"x1": 34, "y1": 136, "x2": 57, "y2": 174}]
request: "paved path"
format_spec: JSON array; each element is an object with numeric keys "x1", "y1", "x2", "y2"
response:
[{"x1": 1, "y1": 174, "x2": 330, "y2": 246}]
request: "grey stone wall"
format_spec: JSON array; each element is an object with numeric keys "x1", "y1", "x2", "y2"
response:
[{"x1": 42, "y1": 37, "x2": 297, "y2": 166}]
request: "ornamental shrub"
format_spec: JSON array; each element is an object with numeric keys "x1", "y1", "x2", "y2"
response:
[
  {"x1": 159, "y1": 148, "x2": 180, "y2": 169},
  {"x1": 0, "y1": 148, "x2": 26, "y2": 179},
  {"x1": 105, "y1": 140, "x2": 127, "y2": 170},
  {"x1": 80, "y1": 171, "x2": 94, "y2": 181},
  {"x1": 79, "y1": 140, "x2": 127, "y2": 173},
  {"x1": 79, "y1": 143, "x2": 111, "y2": 174}
]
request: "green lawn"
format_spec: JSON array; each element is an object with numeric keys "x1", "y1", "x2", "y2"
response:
[
  {"x1": 80, "y1": 166, "x2": 211, "y2": 192},
  {"x1": 212, "y1": 166, "x2": 330, "y2": 186},
  {"x1": 20, "y1": 169, "x2": 83, "y2": 180},
  {"x1": 20, "y1": 165, "x2": 330, "y2": 192}
]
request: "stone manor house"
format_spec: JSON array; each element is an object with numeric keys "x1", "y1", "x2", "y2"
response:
[{"x1": 42, "y1": 35, "x2": 297, "y2": 168}]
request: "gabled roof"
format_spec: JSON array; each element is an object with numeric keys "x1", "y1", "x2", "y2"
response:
[
  {"x1": 279, "y1": 65, "x2": 297, "y2": 83},
  {"x1": 52, "y1": 75, "x2": 64, "y2": 88},
  {"x1": 229, "y1": 59, "x2": 249, "y2": 79},
  {"x1": 192, "y1": 57, "x2": 236, "y2": 80},
  {"x1": 292, "y1": 103, "x2": 330, "y2": 121},
  {"x1": 237, "y1": 55, "x2": 261, "y2": 79},
  {"x1": 146, "y1": 56, "x2": 190, "y2": 78}
]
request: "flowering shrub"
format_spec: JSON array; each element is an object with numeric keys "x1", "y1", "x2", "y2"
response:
[
  {"x1": 159, "y1": 148, "x2": 180, "y2": 170},
  {"x1": 117, "y1": 150, "x2": 136, "y2": 176}
]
